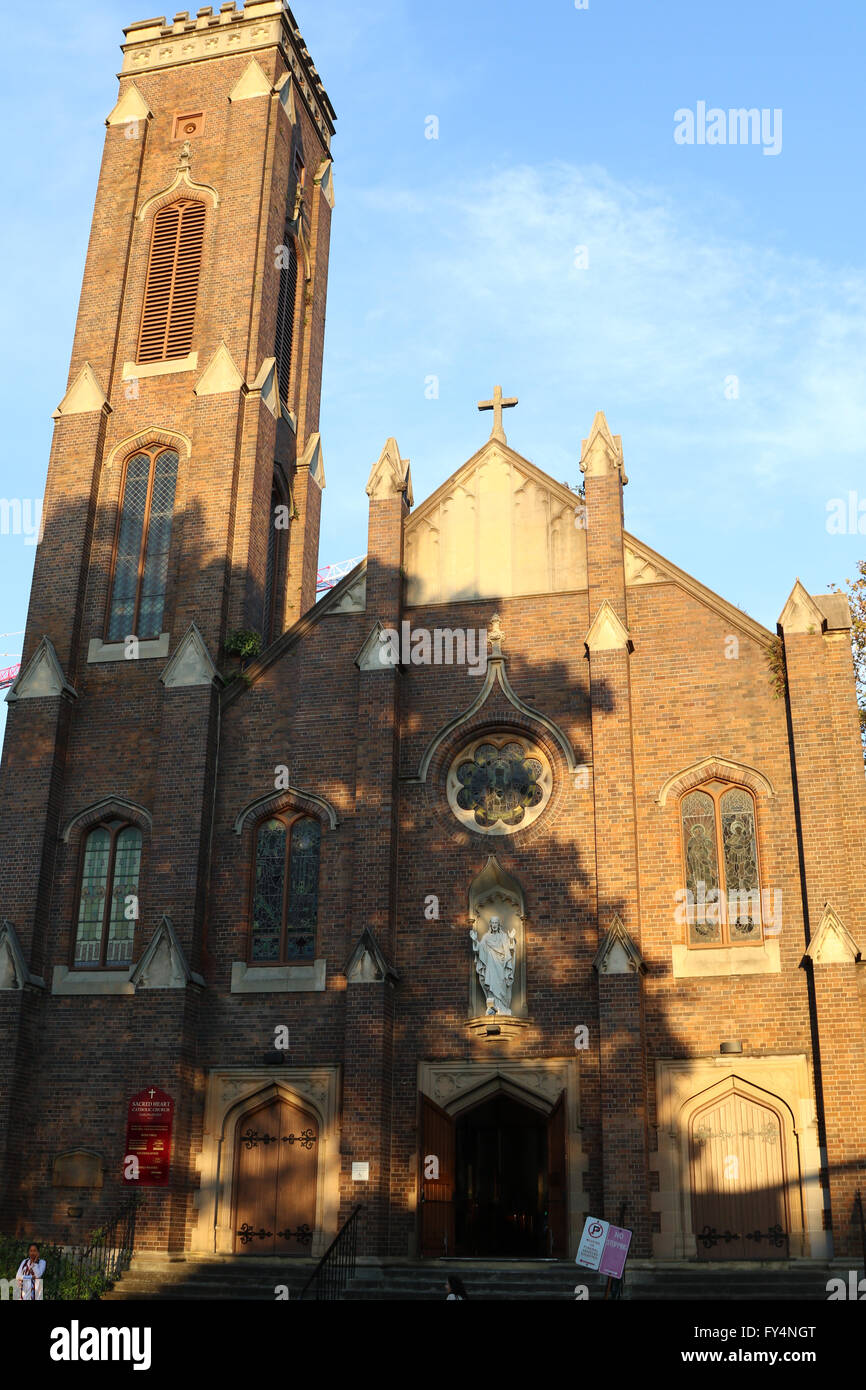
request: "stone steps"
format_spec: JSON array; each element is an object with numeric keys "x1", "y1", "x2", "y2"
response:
[
  {"x1": 343, "y1": 1261, "x2": 838, "y2": 1301},
  {"x1": 102, "y1": 1254, "x2": 841, "y2": 1301},
  {"x1": 102, "y1": 1254, "x2": 314, "y2": 1301}
]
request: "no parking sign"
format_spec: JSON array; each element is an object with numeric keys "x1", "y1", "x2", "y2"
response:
[{"x1": 576, "y1": 1216, "x2": 633, "y2": 1278}]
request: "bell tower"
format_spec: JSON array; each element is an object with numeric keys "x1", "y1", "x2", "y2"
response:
[{"x1": 0, "y1": 2, "x2": 335, "y2": 1239}]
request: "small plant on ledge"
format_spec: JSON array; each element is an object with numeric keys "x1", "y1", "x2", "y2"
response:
[{"x1": 224, "y1": 629, "x2": 262, "y2": 674}]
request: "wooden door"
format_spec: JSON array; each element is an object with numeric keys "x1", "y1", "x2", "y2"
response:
[
  {"x1": 419, "y1": 1095, "x2": 455, "y2": 1257},
  {"x1": 546, "y1": 1090, "x2": 568, "y2": 1257},
  {"x1": 234, "y1": 1095, "x2": 318, "y2": 1255},
  {"x1": 690, "y1": 1090, "x2": 788, "y2": 1260}
]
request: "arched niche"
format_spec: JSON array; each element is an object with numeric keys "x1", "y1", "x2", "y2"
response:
[{"x1": 468, "y1": 855, "x2": 527, "y2": 1018}]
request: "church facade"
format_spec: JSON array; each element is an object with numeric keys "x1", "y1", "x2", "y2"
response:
[{"x1": 1, "y1": 1, "x2": 864, "y2": 1272}]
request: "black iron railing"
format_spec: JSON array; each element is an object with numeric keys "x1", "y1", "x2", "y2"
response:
[
  {"x1": 72, "y1": 1192, "x2": 140, "y2": 1297},
  {"x1": 298, "y1": 1205, "x2": 362, "y2": 1301},
  {"x1": 3, "y1": 1194, "x2": 139, "y2": 1300}
]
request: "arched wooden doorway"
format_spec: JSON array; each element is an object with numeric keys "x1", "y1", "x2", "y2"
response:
[
  {"x1": 419, "y1": 1085, "x2": 567, "y2": 1258},
  {"x1": 689, "y1": 1087, "x2": 789, "y2": 1260},
  {"x1": 232, "y1": 1092, "x2": 318, "y2": 1255}
]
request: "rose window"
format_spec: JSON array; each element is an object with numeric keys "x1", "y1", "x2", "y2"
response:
[{"x1": 447, "y1": 736, "x2": 553, "y2": 835}]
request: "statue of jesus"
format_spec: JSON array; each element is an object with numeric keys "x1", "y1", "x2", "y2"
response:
[{"x1": 470, "y1": 914, "x2": 517, "y2": 1016}]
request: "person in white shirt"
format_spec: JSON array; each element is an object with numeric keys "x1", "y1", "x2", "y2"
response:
[{"x1": 15, "y1": 1245, "x2": 46, "y2": 1301}]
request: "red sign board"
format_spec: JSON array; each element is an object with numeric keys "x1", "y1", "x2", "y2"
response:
[{"x1": 124, "y1": 1087, "x2": 174, "y2": 1186}]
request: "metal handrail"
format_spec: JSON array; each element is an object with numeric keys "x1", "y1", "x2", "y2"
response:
[
  {"x1": 297, "y1": 1205, "x2": 363, "y2": 1301},
  {"x1": 73, "y1": 1193, "x2": 139, "y2": 1297}
]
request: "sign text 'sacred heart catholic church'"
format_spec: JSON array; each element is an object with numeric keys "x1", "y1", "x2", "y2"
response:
[{"x1": 124, "y1": 1088, "x2": 174, "y2": 1186}]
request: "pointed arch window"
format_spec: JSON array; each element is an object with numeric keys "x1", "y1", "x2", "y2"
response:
[
  {"x1": 138, "y1": 198, "x2": 206, "y2": 363},
  {"x1": 274, "y1": 240, "x2": 298, "y2": 409},
  {"x1": 251, "y1": 814, "x2": 320, "y2": 963},
  {"x1": 262, "y1": 468, "x2": 290, "y2": 644},
  {"x1": 107, "y1": 446, "x2": 179, "y2": 641},
  {"x1": 73, "y1": 821, "x2": 142, "y2": 968},
  {"x1": 680, "y1": 784, "x2": 763, "y2": 947}
]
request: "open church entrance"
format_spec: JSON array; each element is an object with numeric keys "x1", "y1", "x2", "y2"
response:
[{"x1": 420, "y1": 1087, "x2": 567, "y2": 1257}]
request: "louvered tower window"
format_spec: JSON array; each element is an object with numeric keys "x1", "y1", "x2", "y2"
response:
[
  {"x1": 274, "y1": 241, "x2": 298, "y2": 408},
  {"x1": 107, "y1": 447, "x2": 179, "y2": 641},
  {"x1": 137, "y1": 199, "x2": 206, "y2": 362}
]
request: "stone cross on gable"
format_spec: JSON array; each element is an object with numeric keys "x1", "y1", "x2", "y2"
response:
[{"x1": 478, "y1": 384, "x2": 518, "y2": 444}]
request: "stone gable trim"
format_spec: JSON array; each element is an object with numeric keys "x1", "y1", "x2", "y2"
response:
[
  {"x1": 136, "y1": 168, "x2": 220, "y2": 223},
  {"x1": 584, "y1": 600, "x2": 633, "y2": 654},
  {"x1": 366, "y1": 437, "x2": 412, "y2": 505},
  {"x1": 160, "y1": 624, "x2": 222, "y2": 689},
  {"x1": 406, "y1": 436, "x2": 579, "y2": 536},
  {"x1": 344, "y1": 928, "x2": 398, "y2": 985},
  {"x1": 779, "y1": 580, "x2": 827, "y2": 636},
  {"x1": 233, "y1": 787, "x2": 339, "y2": 835},
  {"x1": 53, "y1": 363, "x2": 111, "y2": 420},
  {"x1": 805, "y1": 904, "x2": 861, "y2": 965},
  {"x1": 130, "y1": 914, "x2": 205, "y2": 990},
  {"x1": 105, "y1": 81, "x2": 153, "y2": 127},
  {"x1": 623, "y1": 533, "x2": 774, "y2": 645},
  {"x1": 105, "y1": 427, "x2": 192, "y2": 471},
  {"x1": 656, "y1": 755, "x2": 776, "y2": 806},
  {"x1": 593, "y1": 913, "x2": 647, "y2": 975},
  {"x1": 0, "y1": 920, "x2": 45, "y2": 991},
  {"x1": 60, "y1": 796, "x2": 152, "y2": 844},
  {"x1": 409, "y1": 621, "x2": 577, "y2": 783},
  {"x1": 580, "y1": 410, "x2": 627, "y2": 483},
  {"x1": 6, "y1": 638, "x2": 77, "y2": 704}
]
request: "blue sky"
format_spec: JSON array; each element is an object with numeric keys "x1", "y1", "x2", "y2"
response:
[{"x1": 2, "y1": 0, "x2": 865, "y2": 746}]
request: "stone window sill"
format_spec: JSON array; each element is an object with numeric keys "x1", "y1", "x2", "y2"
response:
[
  {"x1": 671, "y1": 940, "x2": 781, "y2": 978},
  {"x1": 230, "y1": 960, "x2": 326, "y2": 993},
  {"x1": 88, "y1": 633, "x2": 170, "y2": 663},
  {"x1": 122, "y1": 353, "x2": 198, "y2": 380},
  {"x1": 52, "y1": 965, "x2": 135, "y2": 996}
]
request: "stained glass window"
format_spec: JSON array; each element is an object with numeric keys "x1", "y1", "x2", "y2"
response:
[
  {"x1": 454, "y1": 742, "x2": 545, "y2": 829},
  {"x1": 74, "y1": 822, "x2": 141, "y2": 967},
  {"x1": 681, "y1": 791, "x2": 722, "y2": 945},
  {"x1": 252, "y1": 819, "x2": 286, "y2": 962},
  {"x1": 721, "y1": 788, "x2": 760, "y2": 940},
  {"x1": 286, "y1": 818, "x2": 320, "y2": 960},
  {"x1": 251, "y1": 815, "x2": 320, "y2": 963},
  {"x1": 680, "y1": 784, "x2": 763, "y2": 947},
  {"x1": 108, "y1": 447, "x2": 178, "y2": 641}
]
